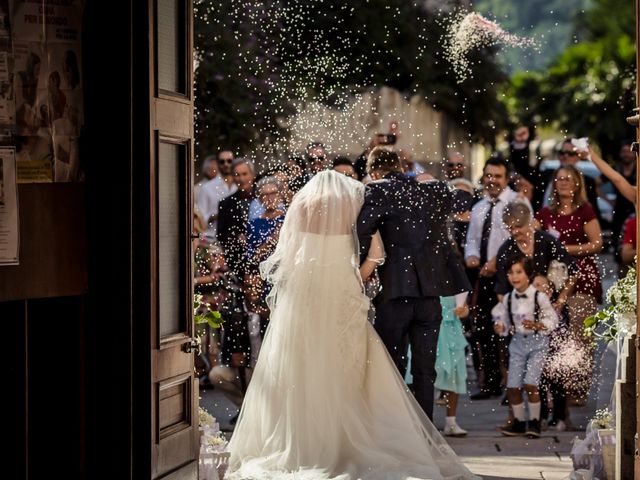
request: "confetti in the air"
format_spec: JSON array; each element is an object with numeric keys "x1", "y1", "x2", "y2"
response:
[
  {"x1": 443, "y1": 12, "x2": 538, "y2": 83},
  {"x1": 543, "y1": 330, "x2": 594, "y2": 399}
]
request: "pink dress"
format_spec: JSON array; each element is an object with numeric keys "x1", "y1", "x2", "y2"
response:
[{"x1": 536, "y1": 203, "x2": 602, "y2": 303}]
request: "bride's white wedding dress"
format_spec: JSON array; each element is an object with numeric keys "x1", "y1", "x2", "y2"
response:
[{"x1": 227, "y1": 171, "x2": 478, "y2": 480}]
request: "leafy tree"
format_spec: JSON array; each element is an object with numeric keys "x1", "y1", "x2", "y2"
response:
[
  {"x1": 502, "y1": 0, "x2": 635, "y2": 157},
  {"x1": 194, "y1": 0, "x2": 508, "y2": 160},
  {"x1": 474, "y1": 0, "x2": 593, "y2": 73}
]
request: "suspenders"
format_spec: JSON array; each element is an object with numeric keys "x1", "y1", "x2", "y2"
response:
[{"x1": 506, "y1": 290, "x2": 540, "y2": 335}]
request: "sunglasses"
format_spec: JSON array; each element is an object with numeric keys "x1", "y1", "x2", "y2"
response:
[
  {"x1": 554, "y1": 175, "x2": 573, "y2": 182},
  {"x1": 218, "y1": 158, "x2": 233, "y2": 164},
  {"x1": 447, "y1": 162, "x2": 464, "y2": 168},
  {"x1": 558, "y1": 150, "x2": 577, "y2": 156}
]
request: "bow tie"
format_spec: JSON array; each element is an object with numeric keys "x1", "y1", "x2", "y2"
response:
[{"x1": 515, "y1": 293, "x2": 528, "y2": 299}]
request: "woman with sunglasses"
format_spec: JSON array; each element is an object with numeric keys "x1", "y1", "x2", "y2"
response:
[
  {"x1": 541, "y1": 140, "x2": 603, "y2": 223},
  {"x1": 535, "y1": 165, "x2": 602, "y2": 426}
]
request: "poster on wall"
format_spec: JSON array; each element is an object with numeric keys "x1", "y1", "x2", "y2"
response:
[
  {"x1": 0, "y1": 146, "x2": 19, "y2": 265},
  {"x1": 8, "y1": 0, "x2": 83, "y2": 183},
  {"x1": 13, "y1": 40, "x2": 53, "y2": 181},
  {"x1": 10, "y1": 0, "x2": 82, "y2": 43}
]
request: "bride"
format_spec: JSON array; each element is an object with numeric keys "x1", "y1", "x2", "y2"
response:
[{"x1": 227, "y1": 170, "x2": 478, "y2": 480}]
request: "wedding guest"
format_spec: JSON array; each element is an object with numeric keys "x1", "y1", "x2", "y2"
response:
[
  {"x1": 194, "y1": 154, "x2": 219, "y2": 194},
  {"x1": 286, "y1": 154, "x2": 310, "y2": 193},
  {"x1": 332, "y1": 156, "x2": 357, "y2": 179},
  {"x1": 620, "y1": 214, "x2": 637, "y2": 268},
  {"x1": 496, "y1": 202, "x2": 578, "y2": 429},
  {"x1": 496, "y1": 201, "x2": 578, "y2": 304},
  {"x1": 354, "y1": 122, "x2": 399, "y2": 180},
  {"x1": 540, "y1": 140, "x2": 603, "y2": 223},
  {"x1": 508, "y1": 125, "x2": 546, "y2": 211},
  {"x1": 208, "y1": 287, "x2": 254, "y2": 425},
  {"x1": 509, "y1": 172, "x2": 534, "y2": 204},
  {"x1": 588, "y1": 142, "x2": 636, "y2": 205},
  {"x1": 306, "y1": 142, "x2": 328, "y2": 176},
  {"x1": 448, "y1": 178, "x2": 475, "y2": 259},
  {"x1": 535, "y1": 271, "x2": 571, "y2": 432},
  {"x1": 493, "y1": 256, "x2": 559, "y2": 438},
  {"x1": 435, "y1": 295, "x2": 471, "y2": 437},
  {"x1": 196, "y1": 149, "x2": 237, "y2": 242},
  {"x1": 217, "y1": 158, "x2": 256, "y2": 277},
  {"x1": 536, "y1": 165, "x2": 602, "y2": 414},
  {"x1": 444, "y1": 152, "x2": 466, "y2": 181},
  {"x1": 399, "y1": 149, "x2": 425, "y2": 177},
  {"x1": 588, "y1": 142, "x2": 636, "y2": 268},
  {"x1": 244, "y1": 176, "x2": 286, "y2": 316},
  {"x1": 465, "y1": 156, "x2": 531, "y2": 399},
  {"x1": 535, "y1": 165, "x2": 603, "y2": 335}
]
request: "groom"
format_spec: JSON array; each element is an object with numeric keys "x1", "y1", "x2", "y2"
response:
[{"x1": 357, "y1": 147, "x2": 470, "y2": 420}]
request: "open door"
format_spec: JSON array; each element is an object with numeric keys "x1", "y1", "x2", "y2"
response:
[{"x1": 149, "y1": 0, "x2": 198, "y2": 478}]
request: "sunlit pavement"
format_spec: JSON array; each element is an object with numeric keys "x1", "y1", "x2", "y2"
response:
[{"x1": 200, "y1": 253, "x2": 619, "y2": 479}]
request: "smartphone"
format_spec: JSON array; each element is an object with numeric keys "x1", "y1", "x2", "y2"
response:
[
  {"x1": 376, "y1": 133, "x2": 397, "y2": 145},
  {"x1": 571, "y1": 137, "x2": 589, "y2": 151}
]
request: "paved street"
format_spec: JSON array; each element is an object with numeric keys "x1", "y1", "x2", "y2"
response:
[{"x1": 200, "y1": 254, "x2": 619, "y2": 480}]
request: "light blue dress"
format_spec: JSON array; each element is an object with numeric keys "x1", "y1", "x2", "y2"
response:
[{"x1": 405, "y1": 296, "x2": 468, "y2": 394}]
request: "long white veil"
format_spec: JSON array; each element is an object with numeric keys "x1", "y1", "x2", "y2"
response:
[
  {"x1": 260, "y1": 169, "x2": 365, "y2": 307},
  {"x1": 228, "y1": 170, "x2": 478, "y2": 480}
]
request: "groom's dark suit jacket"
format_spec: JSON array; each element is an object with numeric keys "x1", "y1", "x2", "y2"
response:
[{"x1": 357, "y1": 172, "x2": 471, "y2": 301}]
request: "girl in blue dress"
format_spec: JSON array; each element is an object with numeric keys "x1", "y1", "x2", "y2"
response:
[{"x1": 435, "y1": 294, "x2": 470, "y2": 437}]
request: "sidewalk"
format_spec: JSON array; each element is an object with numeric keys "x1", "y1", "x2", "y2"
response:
[
  {"x1": 200, "y1": 253, "x2": 619, "y2": 480},
  {"x1": 200, "y1": 341, "x2": 616, "y2": 480}
]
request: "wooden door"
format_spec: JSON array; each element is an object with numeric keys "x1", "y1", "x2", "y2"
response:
[{"x1": 149, "y1": 0, "x2": 198, "y2": 478}]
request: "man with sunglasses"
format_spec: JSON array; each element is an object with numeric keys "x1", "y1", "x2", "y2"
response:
[
  {"x1": 196, "y1": 149, "x2": 238, "y2": 242},
  {"x1": 444, "y1": 152, "x2": 466, "y2": 181},
  {"x1": 306, "y1": 142, "x2": 328, "y2": 176}
]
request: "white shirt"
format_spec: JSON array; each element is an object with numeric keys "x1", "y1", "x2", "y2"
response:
[
  {"x1": 491, "y1": 285, "x2": 558, "y2": 337},
  {"x1": 464, "y1": 187, "x2": 531, "y2": 262},
  {"x1": 195, "y1": 176, "x2": 237, "y2": 240},
  {"x1": 194, "y1": 175, "x2": 216, "y2": 198}
]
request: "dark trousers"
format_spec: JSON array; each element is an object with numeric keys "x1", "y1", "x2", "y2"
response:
[
  {"x1": 470, "y1": 275, "x2": 501, "y2": 393},
  {"x1": 374, "y1": 296, "x2": 441, "y2": 420}
]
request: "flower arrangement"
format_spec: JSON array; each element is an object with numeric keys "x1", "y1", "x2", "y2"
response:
[
  {"x1": 198, "y1": 406, "x2": 228, "y2": 453},
  {"x1": 584, "y1": 264, "x2": 637, "y2": 343},
  {"x1": 199, "y1": 406, "x2": 217, "y2": 428},
  {"x1": 590, "y1": 408, "x2": 613, "y2": 429}
]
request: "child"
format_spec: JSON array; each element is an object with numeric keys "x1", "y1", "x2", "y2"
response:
[
  {"x1": 493, "y1": 255, "x2": 559, "y2": 438},
  {"x1": 435, "y1": 294, "x2": 470, "y2": 437}
]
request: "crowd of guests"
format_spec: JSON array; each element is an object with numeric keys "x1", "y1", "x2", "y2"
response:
[{"x1": 192, "y1": 125, "x2": 636, "y2": 436}]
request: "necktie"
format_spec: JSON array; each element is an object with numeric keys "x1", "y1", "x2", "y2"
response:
[
  {"x1": 479, "y1": 199, "x2": 497, "y2": 264},
  {"x1": 515, "y1": 293, "x2": 528, "y2": 299}
]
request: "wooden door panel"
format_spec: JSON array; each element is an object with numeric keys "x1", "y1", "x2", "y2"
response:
[{"x1": 150, "y1": 0, "x2": 196, "y2": 477}]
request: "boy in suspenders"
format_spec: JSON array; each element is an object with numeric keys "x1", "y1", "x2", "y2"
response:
[{"x1": 492, "y1": 255, "x2": 559, "y2": 438}]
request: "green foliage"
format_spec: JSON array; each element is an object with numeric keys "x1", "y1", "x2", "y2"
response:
[
  {"x1": 194, "y1": 0, "x2": 508, "y2": 159},
  {"x1": 194, "y1": 293, "x2": 224, "y2": 329},
  {"x1": 475, "y1": 0, "x2": 593, "y2": 73},
  {"x1": 584, "y1": 263, "x2": 636, "y2": 344},
  {"x1": 501, "y1": 0, "x2": 635, "y2": 157}
]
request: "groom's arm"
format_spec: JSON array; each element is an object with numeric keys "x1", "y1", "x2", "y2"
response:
[
  {"x1": 419, "y1": 180, "x2": 471, "y2": 214},
  {"x1": 357, "y1": 184, "x2": 384, "y2": 264}
]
